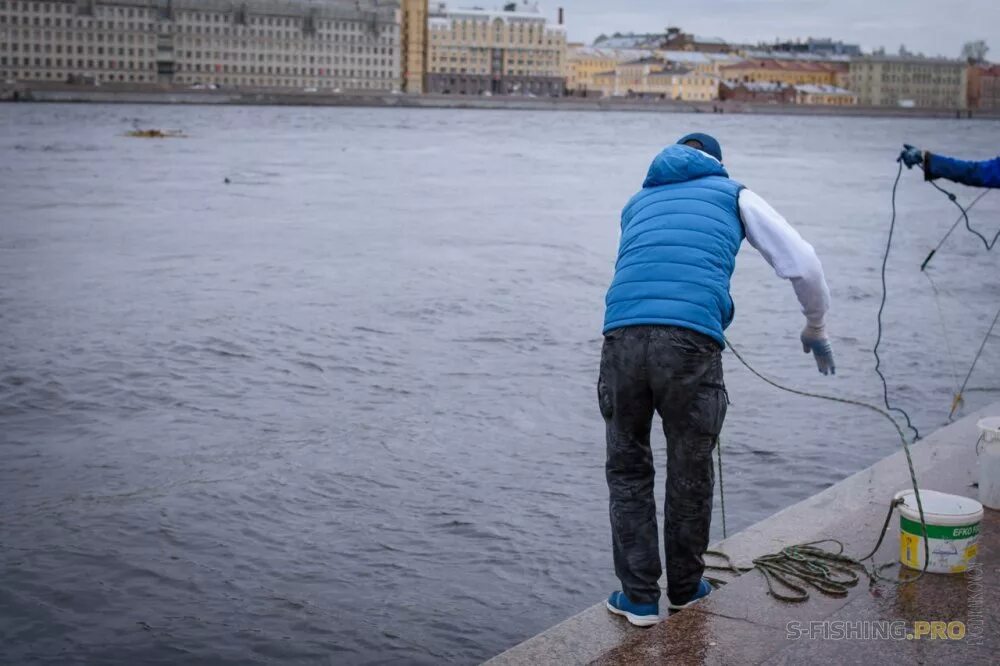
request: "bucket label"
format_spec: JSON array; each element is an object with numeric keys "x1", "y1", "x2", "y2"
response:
[
  {"x1": 899, "y1": 517, "x2": 981, "y2": 573},
  {"x1": 899, "y1": 516, "x2": 980, "y2": 539}
]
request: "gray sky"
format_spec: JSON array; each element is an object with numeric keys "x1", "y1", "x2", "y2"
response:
[{"x1": 548, "y1": 0, "x2": 998, "y2": 59}]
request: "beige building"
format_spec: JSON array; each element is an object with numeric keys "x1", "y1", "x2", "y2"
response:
[
  {"x1": 565, "y1": 44, "x2": 651, "y2": 94},
  {"x1": 425, "y1": 1, "x2": 566, "y2": 96},
  {"x1": 590, "y1": 56, "x2": 720, "y2": 101},
  {"x1": 0, "y1": 0, "x2": 400, "y2": 92},
  {"x1": 849, "y1": 55, "x2": 966, "y2": 108},
  {"x1": 721, "y1": 58, "x2": 847, "y2": 87},
  {"x1": 400, "y1": 0, "x2": 426, "y2": 93},
  {"x1": 672, "y1": 70, "x2": 719, "y2": 101}
]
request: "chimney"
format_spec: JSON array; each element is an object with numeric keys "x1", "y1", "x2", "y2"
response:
[{"x1": 558, "y1": 7, "x2": 563, "y2": 25}]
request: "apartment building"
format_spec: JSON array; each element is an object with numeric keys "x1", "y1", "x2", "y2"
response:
[
  {"x1": 589, "y1": 55, "x2": 722, "y2": 101},
  {"x1": 848, "y1": 55, "x2": 966, "y2": 108},
  {"x1": 721, "y1": 58, "x2": 847, "y2": 87},
  {"x1": 967, "y1": 63, "x2": 1000, "y2": 111},
  {"x1": 0, "y1": 0, "x2": 400, "y2": 92},
  {"x1": 565, "y1": 44, "x2": 651, "y2": 94},
  {"x1": 425, "y1": 1, "x2": 566, "y2": 96}
]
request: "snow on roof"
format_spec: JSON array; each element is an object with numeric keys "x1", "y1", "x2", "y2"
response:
[
  {"x1": 596, "y1": 34, "x2": 662, "y2": 49},
  {"x1": 569, "y1": 47, "x2": 655, "y2": 61},
  {"x1": 620, "y1": 56, "x2": 665, "y2": 66},
  {"x1": 741, "y1": 49, "x2": 852, "y2": 63},
  {"x1": 794, "y1": 83, "x2": 855, "y2": 95},
  {"x1": 722, "y1": 80, "x2": 789, "y2": 92}
]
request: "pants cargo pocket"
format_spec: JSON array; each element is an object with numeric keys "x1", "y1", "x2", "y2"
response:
[
  {"x1": 693, "y1": 382, "x2": 728, "y2": 437},
  {"x1": 597, "y1": 371, "x2": 614, "y2": 421}
]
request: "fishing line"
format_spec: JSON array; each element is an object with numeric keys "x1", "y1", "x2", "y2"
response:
[
  {"x1": 924, "y1": 173, "x2": 1000, "y2": 252},
  {"x1": 875, "y1": 162, "x2": 921, "y2": 441},
  {"x1": 920, "y1": 189, "x2": 991, "y2": 270},
  {"x1": 922, "y1": 269, "x2": 962, "y2": 401},
  {"x1": 950, "y1": 307, "x2": 1000, "y2": 421}
]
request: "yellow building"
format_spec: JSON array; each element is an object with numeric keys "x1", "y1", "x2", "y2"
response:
[
  {"x1": 401, "y1": 0, "x2": 428, "y2": 93},
  {"x1": 592, "y1": 69, "x2": 617, "y2": 96},
  {"x1": 848, "y1": 55, "x2": 966, "y2": 108},
  {"x1": 566, "y1": 45, "x2": 652, "y2": 94},
  {"x1": 589, "y1": 57, "x2": 720, "y2": 101},
  {"x1": 720, "y1": 58, "x2": 846, "y2": 86},
  {"x1": 614, "y1": 56, "x2": 664, "y2": 94},
  {"x1": 425, "y1": 2, "x2": 567, "y2": 96},
  {"x1": 672, "y1": 71, "x2": 720, "y2": 101}
]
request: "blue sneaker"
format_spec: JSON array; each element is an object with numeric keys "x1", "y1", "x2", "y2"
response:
[
  {"x1": 667, "y1": 579, "x2": 712, "y2": 610},
  {"x1": 605, "y1": 591, "x2": 660, "y2": 627}
]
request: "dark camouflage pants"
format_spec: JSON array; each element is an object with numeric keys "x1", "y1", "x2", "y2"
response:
[{"x1": 598, "y1": 325, "x2": 727, "y2": 606}]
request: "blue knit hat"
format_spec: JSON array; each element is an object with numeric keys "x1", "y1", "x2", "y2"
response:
[{"x1": 677, "y1": 132, "x2": 722, "y2": 163}]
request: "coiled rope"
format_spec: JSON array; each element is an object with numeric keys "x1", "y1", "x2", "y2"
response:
[
  {"x1": 704, "y1": 341, "x2": 929, "y2": 601},
  {"x1": 701, "y1": 157, "x2": 999, "y2": 603}
]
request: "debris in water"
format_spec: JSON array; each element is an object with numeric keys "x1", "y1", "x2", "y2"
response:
[{"x1": 126, "y1": 128, "x2": 185, "y2": 139}]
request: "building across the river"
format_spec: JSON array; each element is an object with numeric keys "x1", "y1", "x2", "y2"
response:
[
  {"x1": 720, "y1": 58, "x2": 848, "y2": 87},
  {"x1": 848, "y1": 54, "x2": 967, "y2": 108},
  {"x1": 424, "y1": 1, "x2": 566, "y2": 96},
  {"x1": 0, "y1": 0, "x2": 400, "y2": 92},
  {"x1": 967, "y1": 63, "x2": 1000, "y2": 111}
]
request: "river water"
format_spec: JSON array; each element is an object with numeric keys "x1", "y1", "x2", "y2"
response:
[{"x1": 1, "y1": 104, "x2": 998, "y2": 664}]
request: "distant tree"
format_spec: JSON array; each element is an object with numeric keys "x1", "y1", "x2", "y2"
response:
[
  {"x1": 595, "y1": 33, "x2": 608, "y2": 44},
  {"x1": 962, "y1": 40, "x2": 989, "y2": 63},
  {"x1": 612, "y1": 31, "x2": 623, "y2": 38}
]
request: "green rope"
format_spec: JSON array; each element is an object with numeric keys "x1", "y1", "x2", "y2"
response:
[
  {"x1": 705, "y1": 339, "x2": 931, "y2": 602},
  {"x1": 717, "y1": 435, "x2": 726, "y2": 539}
]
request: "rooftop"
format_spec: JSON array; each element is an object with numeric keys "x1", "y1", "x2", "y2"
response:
[
  {"x1": 794, "y1": 83, "x2": 855, "y2": 95},
  {"x1": 722, "y1": 80, "x2": 790, "y2": 92},
  {"x1": 853, "y1": 53, "x2": 966, "y2": 65},
  {"x1": 568, "y1": 47, "x2": 655, "y2": 61},
  {"x1": 741, "y1": 49, "x2": 852, "y2": 63},
  {"x1": 620, "y1": 56, "x2": 666, "y2": 66}
]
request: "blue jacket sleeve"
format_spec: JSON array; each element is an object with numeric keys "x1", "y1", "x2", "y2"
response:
[{"x1": 925, "y1": 153, "x2": 1000, "y2": 188}]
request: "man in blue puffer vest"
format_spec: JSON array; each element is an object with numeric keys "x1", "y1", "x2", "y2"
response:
[{"x1": 601, "y1": 133, "x2": 835, "y2": 627}]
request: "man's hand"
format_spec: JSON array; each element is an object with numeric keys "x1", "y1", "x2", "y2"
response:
[
  {"x1": 801, "y1": 325, "x2": 835, "y2": 376},
  {"x1": 899, "y1": 144, "x2": 923, "y2": 169}
]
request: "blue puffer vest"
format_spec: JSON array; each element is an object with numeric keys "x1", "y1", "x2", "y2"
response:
[{"x1": 603, "y1": 145, "x2": 745, "y2": 346}]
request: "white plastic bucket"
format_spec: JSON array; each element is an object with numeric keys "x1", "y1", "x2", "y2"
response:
[
  {"x1": 978, "y1": 417, "x2": 1000, "y2": 510},
  {"x1": 895, "y1": 489, "x2": 983, "y2": 574}
]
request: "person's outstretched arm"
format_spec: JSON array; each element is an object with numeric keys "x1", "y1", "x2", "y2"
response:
[
  {"x1": 900, "y1": 145, "x2": 1000, "y2": 188},
  {"x1": 738, "y1": 189, "x2": 835, "y2": 375},
  {"x1": 924, "y1": 153, "x2": 1000, "y2": 188}
]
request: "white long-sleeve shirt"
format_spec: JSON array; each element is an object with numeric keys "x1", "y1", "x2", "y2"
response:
[{"x1": 738, "y1": 189, "x2": 830, "y2": 329}]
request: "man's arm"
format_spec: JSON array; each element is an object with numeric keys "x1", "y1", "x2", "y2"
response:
[
  {"x1": 738, "y1": 189, "x2": 835, "y2": 375},
  {"x1": 924, "y1": 153, "x2": 1000, "y2": 189}
]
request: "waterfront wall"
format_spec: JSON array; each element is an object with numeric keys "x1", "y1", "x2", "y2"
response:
[{"x1": 5, "y1": 85, "x2": 1000, "y2": 119}]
